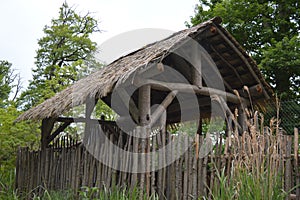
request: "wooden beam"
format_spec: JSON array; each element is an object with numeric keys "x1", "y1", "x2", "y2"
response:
[
  {"x1": 134, "y1": 77, "x2": 249, "y2": 105},
  {"x1": 57, "y1": 116, "x2": 116, "y2": 125},
  {"x1": 150, "y1": 90, "x2": 178, "y2": 127},
  {"x1": 239, "y1": 84, "x2": 263, "y2": 98},
  {"x1": 47, "y1": 121, "x2": 72, "y2": 144},
  {"x1": 215, "y1": 27, "x2": 270, "y2": 99}
]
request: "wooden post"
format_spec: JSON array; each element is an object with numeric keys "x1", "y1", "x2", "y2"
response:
[
  {"x1": 41, "y1": 118, "x2": 56, "y2": 150},
  {"x1": 191, "y1": 51, "x2": 202, "y2": 87},
  {"x1": 138, "y1": 85, "x2": 151, "y2": 126},
  {"x1": 138, "y1": 84, "x2": 151, "y2": 199},
  {"x1": 83, "y1": 97, "x2": 98, "y2": 146}
]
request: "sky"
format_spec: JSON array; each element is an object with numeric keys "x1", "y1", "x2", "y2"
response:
[{"x1": 0, "y1": 0, "x2": 199, "y2": 88}]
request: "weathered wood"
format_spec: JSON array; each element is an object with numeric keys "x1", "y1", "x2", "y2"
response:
[
  {"x1": 215, "y1": 27, "x2": 270, "y2": 99},
  {"x1": 57, "y1": 116, "x2": 116, "y2": 125},
  {"x1": 191, "y1": 52, "x2": 202, "y2": 87},
  {"x1": 138, "y1": 85, "x2": 151, "y2": 199},
  {"x1": 41, "y1": 118, "x2": 56, "y2": 150},
  {"x1": 134, "y1": 77, "x2": 249, "y2": 105},
  {"x1": 47, "y1": 121, "x2": 72, "y2": 144},
  {"x1": 150, "y1": 90, "x2": 178, "y2": 127},
  {"x1": 16, "y1": 122, "x2": 299, "y2": 199},
  {"x1": 138, "y1": 85, "x2": 151, "y2": 126}
]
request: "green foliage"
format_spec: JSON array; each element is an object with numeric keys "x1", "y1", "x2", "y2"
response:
[
  {"x1": 188, "y1": 0, "x2": 300, "y2": 100},
  {"x1": 260, "y1": 36, "x2": 300, "y2": 100},
  {"x1": 0, "y1": 105, "x2": 39, "y2": 172},
  {"x1": 18, "y1": 2, "x2": 101, "y2": 110}
]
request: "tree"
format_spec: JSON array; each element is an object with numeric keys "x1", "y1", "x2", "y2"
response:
[
  {"x1": 19, "y1": 2, "x2": 101, "y2": 110},
  {"x1": 0, "y1": 61, "x2": 39, "y2": 174},
  {"x1": 260, "y1": 36, "x2": 300, "y2": 100},
  {"x1": 187, "y1": 0, "x2": 300, "y2": 100},
  {"x1": 0, "y1": 61, "x2": 22, "y2": 107}
]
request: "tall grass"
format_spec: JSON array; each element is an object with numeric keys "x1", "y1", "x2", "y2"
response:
[
  {"x1": 208, "y1": 165, "x2": 290, "y2": 200},
  {"x1": 206, "y1": 97, "x2": 299, "y2": 200},
  {"x1": 0, "y1": 170, "x2": 19, "y2": 200}
]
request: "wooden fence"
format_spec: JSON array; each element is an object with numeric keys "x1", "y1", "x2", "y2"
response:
[{"x1": 15, "y1": 124, "x2": 299, "y2": 199}]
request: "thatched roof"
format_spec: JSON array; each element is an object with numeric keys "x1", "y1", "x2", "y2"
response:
[{"x1": 16, "y1": 17, "x2": 273, "y2": 122}]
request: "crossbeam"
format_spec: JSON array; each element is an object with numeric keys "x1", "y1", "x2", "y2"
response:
[{"x1": 134, "y1": 77, "x2": 249, "y2": 105}]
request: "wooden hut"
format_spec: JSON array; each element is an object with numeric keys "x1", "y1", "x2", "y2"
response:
[{"x1": 15, "y1": 17, "x2": 280, "y2": 198}]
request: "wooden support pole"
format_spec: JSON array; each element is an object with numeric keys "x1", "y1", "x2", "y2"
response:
[
  {"x1": 138, "y1": 85, "x2": 151, "y2": 125},
  {"x1": 190, "y1": 45, "x2": 202, "y2": 87},
  {"x1": 41, "y1": 118, "x2": 56, "y2": 150},
  {"x1": 84, "y1": 97, "x2": 98, "y2": 150},
  {"x1": 138, "y1": 85, "x2": 151, "y2": 199}
]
